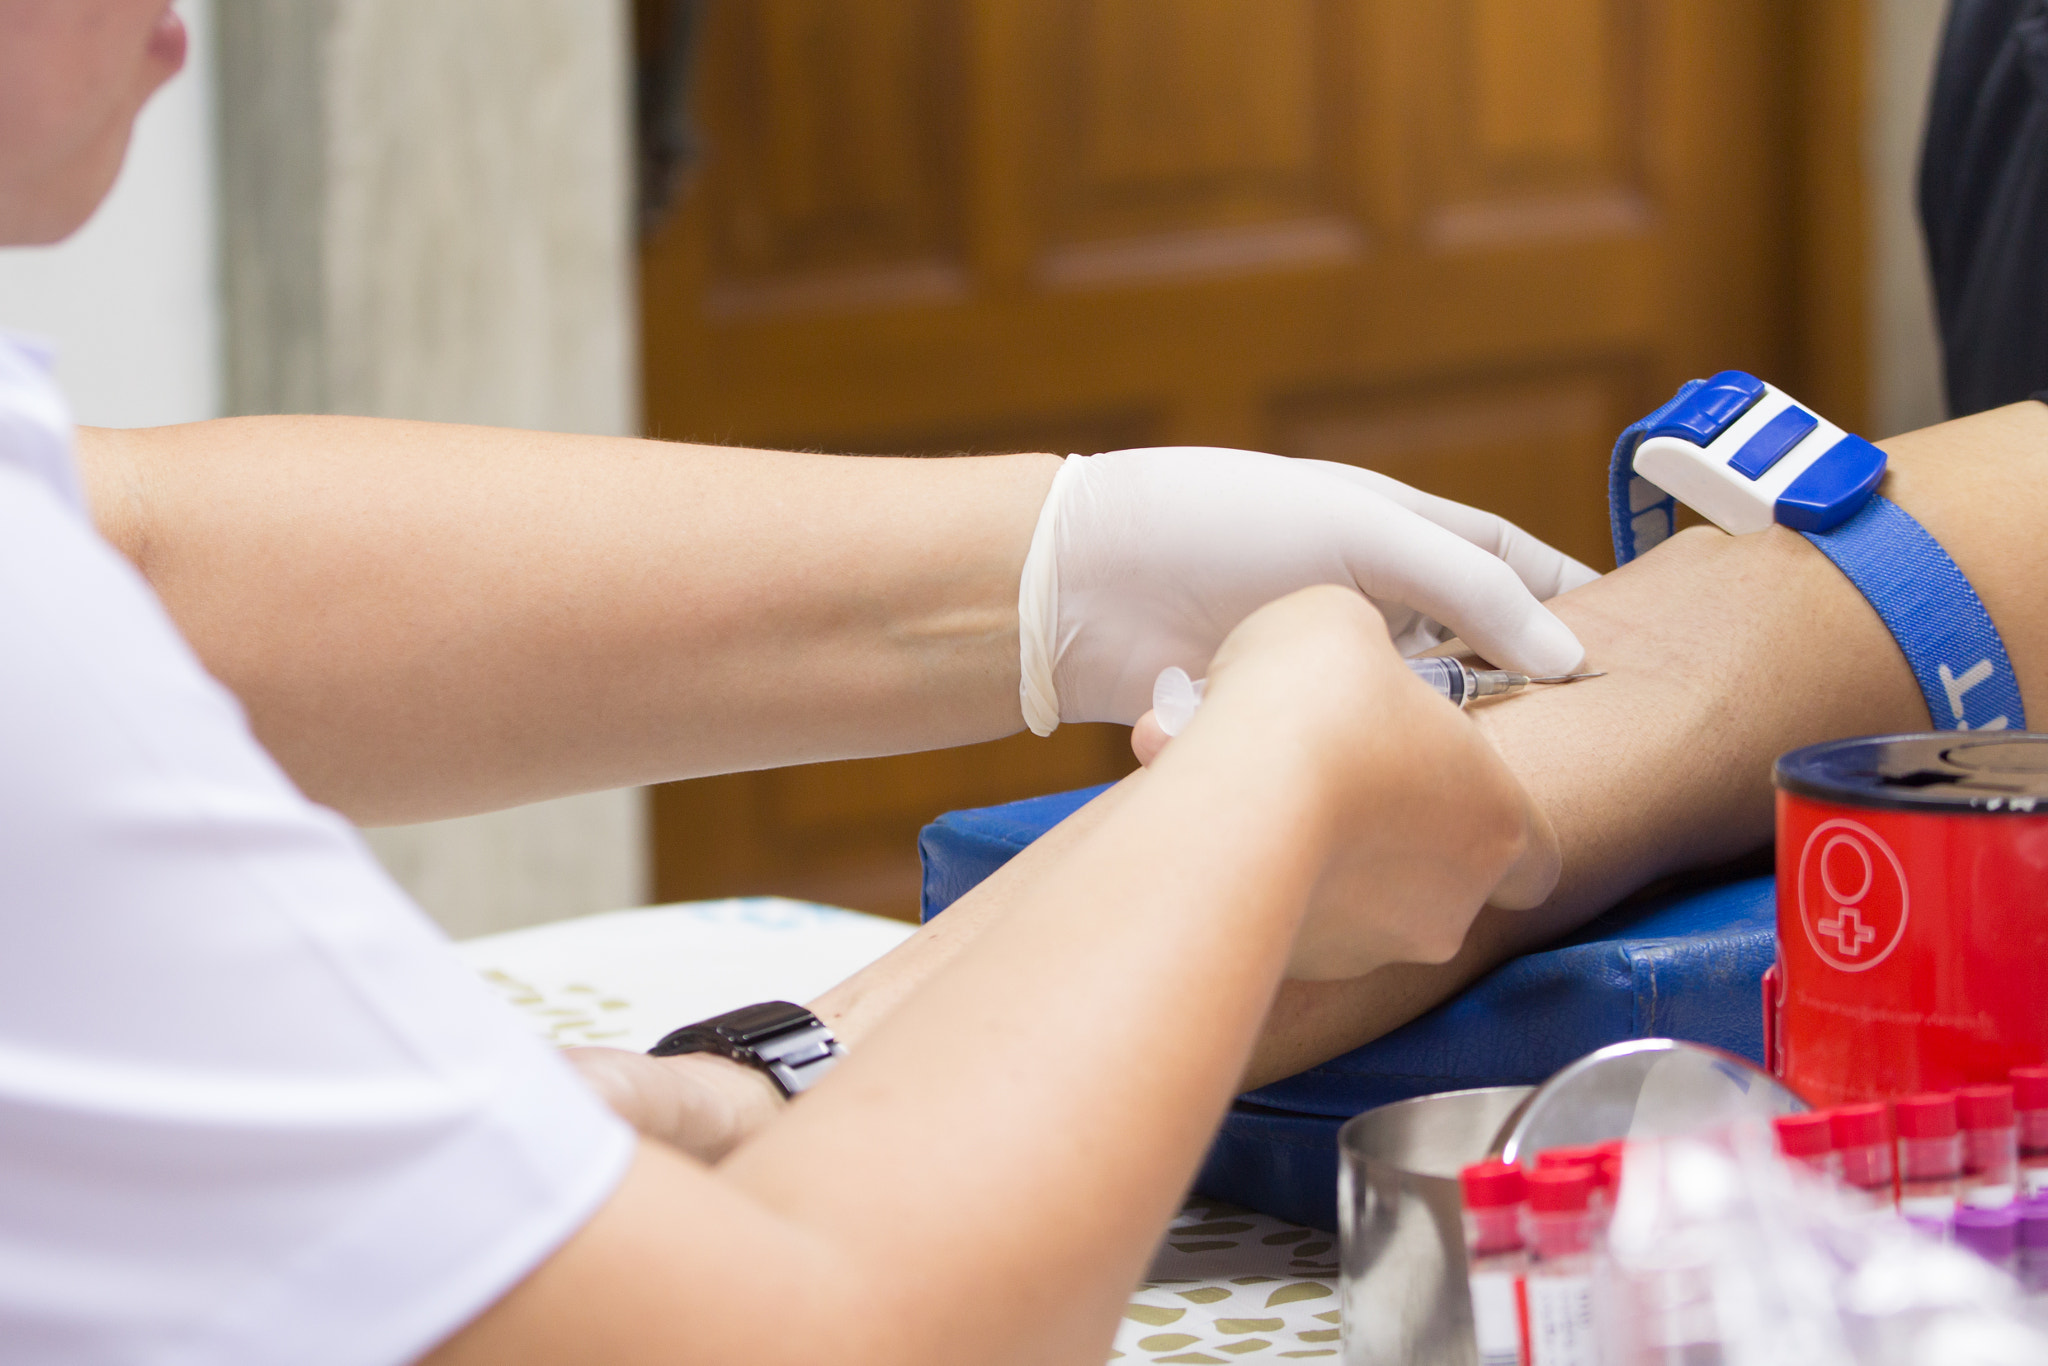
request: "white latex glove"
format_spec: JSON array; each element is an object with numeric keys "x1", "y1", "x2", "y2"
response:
[{"x1": 1017, "y1": 447, "x2": 1601, "y2": 733}]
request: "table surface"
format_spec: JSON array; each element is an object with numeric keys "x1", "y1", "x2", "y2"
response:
[{"x1": 459, "y1": 899, "x2": 1343, "y2": 1362}]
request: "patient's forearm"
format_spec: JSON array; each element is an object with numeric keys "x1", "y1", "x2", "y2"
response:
[
  {"x1": 78, "y1": 418, "x2": 1056, "y2": 824},
  {"x1": 819, "y1": 402, "x2": 2048, "y2": 1088},
  {"x1": 1248, "y1": 400, "x2": 2048, "y2": 1082}
]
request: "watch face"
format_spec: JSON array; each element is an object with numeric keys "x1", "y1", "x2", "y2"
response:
[{"x1": 710, "y1": 1000, "x2": 812, "y2": 1042}]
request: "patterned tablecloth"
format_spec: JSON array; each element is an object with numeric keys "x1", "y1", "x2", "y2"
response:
[{"x1": 459, "y1": 899, "x2": 1342, "y2": 1363}]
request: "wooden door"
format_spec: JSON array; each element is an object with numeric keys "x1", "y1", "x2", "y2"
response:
[{"x1": 640, "y1": 0, "x2": 1864, "y2": 919}]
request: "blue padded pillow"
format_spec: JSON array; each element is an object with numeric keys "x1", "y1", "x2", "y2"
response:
[{"x1": 920, "y1": 785, "x2": 1777, "y2": 1231}]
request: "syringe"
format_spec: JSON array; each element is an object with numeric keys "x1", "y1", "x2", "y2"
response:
[
  {"x1": 1403, "y1": 657, "x2": 1606, "y2": 708},
  {"x1": 1151, "y1": 661, "x2": 1604, "y2": 737}
]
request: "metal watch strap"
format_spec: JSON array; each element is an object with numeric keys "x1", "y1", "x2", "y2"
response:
[{"x1": 646, "y1": 1000, "x2": 845, "y2": 1098}]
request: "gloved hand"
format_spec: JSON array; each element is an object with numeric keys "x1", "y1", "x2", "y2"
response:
[{"x1": 1017, "y1": 446, "x2": 1600, "y2": 733}]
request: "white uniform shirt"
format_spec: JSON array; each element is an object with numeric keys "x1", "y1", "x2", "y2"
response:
[{"x1": 0, "y1": 335, "x2": 634, "y2": 1364}]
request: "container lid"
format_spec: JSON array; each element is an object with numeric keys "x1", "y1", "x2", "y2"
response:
[
  {"x1": 2020, "y1": 1196, "x2": 2048, "y2": 1249},
  {"x1": 1829, "y1": 1102, "x2": 1890, "y2": 1147},
  {"x1": 1774, "y1": 1111, "x2": 1834, "y2": 1157},
  {"x1": 1593, "y1": 1140, "x2": 1626, "y2": 1193},
  {"x1": 2013, "y1": 1068, "x2": 2048, "y2": 1111},
  {"x1": 1775, "y1": 734, "x2": 2048, "y2": 813},
  {"x1": 1958, "y1": 1084, "x2": 2016, "y2": 1129},
  {"x1": 1955, "y1": 1203, "x2": 2019, "y2": 1259},
  {"x1": 1896, "y1": 1092, "x2": 1959, "y2": 1139},
  {"x1": 1460, "y1": 1159, "x2": 1526, "y2": 1210},
  {"x1": 1536, "y1": 1145, "x2": 1608, "y2": 1188},
  {"x1": 1525, "y1": 1165, "x2": 1594, "y2": 1214}
]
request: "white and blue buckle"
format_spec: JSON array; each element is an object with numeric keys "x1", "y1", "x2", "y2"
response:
[
  {"x1": 1608, "y1": 371, "x2": 2024, "y2": 732},
  {"x1": 1610, "y1": 370, "x2": 1888, "y2": 565}
]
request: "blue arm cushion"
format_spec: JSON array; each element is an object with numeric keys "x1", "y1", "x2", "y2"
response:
[{"x1": 920, "y1": 785, "x2": 1775, "y2": 1231}]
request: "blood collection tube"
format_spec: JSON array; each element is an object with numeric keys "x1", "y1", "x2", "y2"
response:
[
  {"x1": 1895, "y1": 1093, "x2": 1962, "y2": 1228},
  {"x1": 1593, "y1": 1140, "x2": 1626, "y2": 1209},
  {"x1": 2013, "y1": 1067, "x2": 2048, "y2": 1199},
  {"x1": 1522, "y1": 1166, "x2": 1602, "y2": 1366},
  {"x1": 1954, "y1": 1203, "x2": 2019, "y2": 1275},
  {"x1": 1772, "y1": 1112, "x2": 1836, "y2": 1178},
  {"x1": 2018, "y1": 1196, "x2": 2048, "y2": 1295},
  {"x1": 1537, "y1": 1146, "x2": 1614, "y2": 1219},
  {"x1": 1460, "y1": 1161, "x2": 1530, "y2": 1366},
  {"x1": 1829, "y1": 1103, "x2": 1895, "y2": 1206},
  {"x1": 1958, "y1": 1084, "x2": 2019, "y2": 1208}
]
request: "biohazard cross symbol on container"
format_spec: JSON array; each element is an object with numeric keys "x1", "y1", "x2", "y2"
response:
[{"x1": 1796, "y1": 818, "x2": 1911, "y2": 973}]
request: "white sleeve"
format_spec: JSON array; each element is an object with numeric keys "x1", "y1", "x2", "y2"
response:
[{"x1": 0, "y1": 456, "x2": 635, "y2": 1364}]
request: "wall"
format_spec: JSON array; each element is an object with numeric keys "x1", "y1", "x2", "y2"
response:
[
  {"x1": 0, "y1": 0, "x2": 223, "y2": 428},
  {"x1": 212, "y1": 0, "x2": 648, "y2": 938},
  {"x1": 1, "y1": 0, "x2": 647, "y2": 938}
]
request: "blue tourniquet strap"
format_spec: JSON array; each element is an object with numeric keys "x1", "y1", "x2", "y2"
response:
[
  {"x1": 1609, "y1": 378, "x2": 1705, "y2": 566},
  {"x1": 1612, "y1": 377, "x2": 2023, "y2": 733},
  {"x1": 1798, "y1": 495, "x2": 2025, "y2": 732}
]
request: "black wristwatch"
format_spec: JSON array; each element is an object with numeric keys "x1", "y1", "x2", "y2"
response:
[{"x1": 646, "y1": 1001, "x2": 845, "y2": 1099}]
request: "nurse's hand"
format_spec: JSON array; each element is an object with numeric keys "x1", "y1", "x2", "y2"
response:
[
  {"x1": 1152, "y1": 585, "x2": 1560, "y2": 978},
  {"x1": 565, "y1": 1046, "x2": 782, "y2": 1161},
  {"x1": 1019, "y1": 446, "x2": 1598, "y2": 733}
]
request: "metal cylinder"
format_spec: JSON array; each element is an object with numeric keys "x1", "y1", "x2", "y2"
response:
[{"x1": 1338, "y1": 1086, "x2": 1532, "y2": 1366}]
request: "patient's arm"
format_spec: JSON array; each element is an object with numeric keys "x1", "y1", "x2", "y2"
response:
[{"x1": 586, "y1": 400, "x2": 2048, "y2": 1145}]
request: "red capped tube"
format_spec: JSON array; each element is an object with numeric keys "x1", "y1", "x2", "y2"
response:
[
  {"x1": 1829, "y1": 1103, "x2": 1895, "y2": 1201},
  {"x1": 2014, "y1": 1067, "x2": 2048, "y2": 1199},
  {"x1": 1460, "y1": 1161, "x2": 1529, "y2": 1366},
  {"x1": 1537, "y1": 1145, "x2": 1617, "y2": 1219},
  {"x1": 1958, "y1": 1084, "x2": 2019, "y2": 1208},
  {"x1": 1773, "y1": 1112, "x2": 1837, "y2": 1178},
  {"x1": 1521, "y1": 1164, "x2": 1600, "y2": 1366},
  {"x1": 1524, "y1": 1165, "x2": 1597, "y2": 1261},
  {"x1": 1895, "y1": 1092, "x2": 1961, "y2": 1224},
  {"x1": 1462, "y1": 1160, "x2": 1528, "y2": 1257}
]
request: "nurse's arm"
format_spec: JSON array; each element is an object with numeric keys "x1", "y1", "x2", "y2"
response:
[
  {"x1": 689, "y1": 400, "x2": 2046, "y2": 1121},
  {"x1": 423, "y1": 589, "x2": 1540, "y2": 1366},
  {"x1": 78, "y1": 417, "x2": 1058, "y2": 825}
]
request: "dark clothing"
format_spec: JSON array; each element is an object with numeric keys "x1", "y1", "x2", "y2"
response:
[{"x1": 1922, "y1": 0, "x2": 2048, "y2": 415}]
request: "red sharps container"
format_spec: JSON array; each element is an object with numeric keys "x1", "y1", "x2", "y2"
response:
[
  {"x1": 1460, "y1": 1160, "x2": 1529, "y2": 1366},
  {"x1": 1773, "y1": 1112, "x2": 1836, "y2": 1178},
  {"x1": 1830, "y1": 1103, "x2": 1895, "y2": 1205},
  {"x1": 1895, "y1": 1093, "x2": 1962, "y2": 1227},
  {"x1": 1958, "y1": 1084, "x2": 2019, "y2": 1208},
  {"x1": 1771, "y1": 736, "x2": 2048, "y2": 1105},
  {"x1": 2013, "y1": 1067, "x2": 2048, "y2": 1198}
]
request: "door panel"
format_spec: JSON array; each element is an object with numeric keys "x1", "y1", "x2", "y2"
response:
[
  {"x1": 700, "y1": 0, "x2": 965, "y2": 297},
  {"x1": 640, "y1": 0, "x2": 1858, "y2": 918},
  {"x1": 1275, "y1": 368, "x2": 1637, "y2": 571},
  {"x1": 1413, "y1": 0, "x2": 1650, "y2": 248}
]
